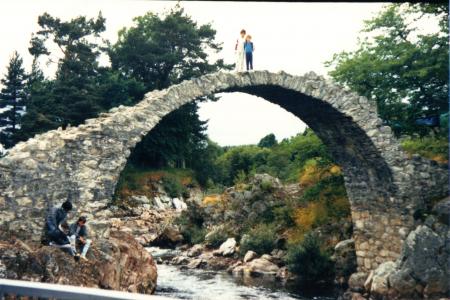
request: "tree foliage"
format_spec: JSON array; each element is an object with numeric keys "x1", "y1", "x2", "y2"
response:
[
  {"x1": 285, "y1": 233, "x2": 335, "y2": 285},
  {"x1": 258, "y1": 133, "x2": 278, "y2": 148},
  {"x1": 326, "y1": 3, "x2": 448, "y2": 136},
  {"x1": 111, "y1": 7, "x2": 229, "y2": 169},
  {"x1": 0, "y1": 52, "x2": 27, "y2": 148}
]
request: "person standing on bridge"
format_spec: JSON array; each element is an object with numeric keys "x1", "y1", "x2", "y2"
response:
[
  {"x1": 244, "y1": 34, "x2": 254, "y2": 71},
  {"x1": 235, "y1": 29, "x2": 246, "y2": 72}
]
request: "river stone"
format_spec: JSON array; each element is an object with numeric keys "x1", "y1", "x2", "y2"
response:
[
  {"x1": 160, "y1": 195, "x2": 172, "y2": 203},
  {"x1": 388, "y1": 267, "x2": 417, "y2": 298},
  {"x1": 432, "y1": 196, "x2": 450, "y2": 225},
  {"x1": 129, "y1": 195, "x2": 151, "y2": 206},
  {"x1": 244, "y1": 257, "x2": 280, "y2": 276},
  {"x1": 348, "y1": 272, "x2": 367, "y2": 293},
  {"x1": 370, "y1": 261, "x2": 396, "y2": 296},
  {"x1": 333, "y1": 239, "x2": 357, "y2": 281},
  {"x1": 217, "y1": 238, "x2": 237, "y2": 256},
  {"x1": 243, "y1": 250, "x2": 258, "y2": 263},
  {"x1": 153, "y1": 225, "x2": 184, "y2": 247},
  {"x1": 187, "y1": 258, "x2": 206, "y2": 269},
  {"x1": 172, "y1": 198, "x2": 187, "y2": 211},
  {"x1": 152, "y1": 196, "x2": 166, "y2": 210},
  {"x1": 171, "y1": 256, "x2": 189, "y2": 265},
  {"x1": 260, "y1": 254, "x2": 275, "y2": 262},
  {"x1": 187, "y1": 244, "x2": 204, "y2": 257}
]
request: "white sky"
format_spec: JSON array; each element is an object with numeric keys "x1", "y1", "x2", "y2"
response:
[{"x1": 0, "y1": 1, "x2": 401, "y2": 146}]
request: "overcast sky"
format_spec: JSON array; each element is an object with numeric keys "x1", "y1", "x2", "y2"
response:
[{"x1": 0, "y1": 1, "x2": 391, "y2": 146}]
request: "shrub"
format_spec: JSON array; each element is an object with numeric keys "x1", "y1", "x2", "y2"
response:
[
  {"x1": 162, "y1": 175, "x2": 185, "y2": 198},
  {"x1": 273, "y1": 205, "x2": 295, "y2": 228},
  {"x1": 239, "y1": 223, "x2": 277, "y2": 256},
  {"x1": 175, "y1": 201, "x2": 205, "y2": 228},
  {"x1": 202, "y1": 194, "x2": 222, "y2": 206},
  {"x1": 294, "y1": 201, "x2": 328, "y2": 230},
  {"x1": 181, "y1": 225, "x2": 206, "y2": 245},
  {"x1": 285, "y1": 233, "x2": 334, "y2": 285},
  {"x1": 260, "y1": 179, "x2": 274, "y2": 192}
]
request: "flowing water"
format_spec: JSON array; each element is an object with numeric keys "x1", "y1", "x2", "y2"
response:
[{"x1": 147, "y1": 247, "x2": 338, "y2": 300}]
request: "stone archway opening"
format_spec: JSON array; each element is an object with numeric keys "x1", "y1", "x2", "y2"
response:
[{"x1": 112, "y1": 80, "x2": 397, "y2": 274}]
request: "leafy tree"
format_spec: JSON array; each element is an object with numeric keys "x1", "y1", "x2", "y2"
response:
[
  {"x1": 109, "y1": 6, "x2": 225, "y2": 90},
  {"x1": 326, "y1": 3, "x2": 448, "y2": 136},
  {"x1": 109, "y1": 6, "x2": 230, "y2": 170},
  {"x1": 258, "y1": 133, "x2": 278, "y2": 148},
  {"x1": 18, "y1": 12, "x2": 144, "y2": 144},
  {"x1": 0, "y1": 52, "x2": 27, "y2": 148},
  {"x1": 189, "y1": 138, "x2": 225, "y2": 186},
  {"x1": 96, "y1": 69, "x2": 146, "y2": 109},
  {"x1": 25, "y1": 12, "x2": 107, "y2": 129}
]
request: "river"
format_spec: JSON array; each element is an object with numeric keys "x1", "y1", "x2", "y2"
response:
[{"x1": 147, "y1": 247, "x2": 338, "y2": 300}]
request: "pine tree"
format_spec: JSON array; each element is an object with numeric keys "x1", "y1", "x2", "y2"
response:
[
  {"x1": 0, "y1": 51, "x2": 27, "y2": 148},
  {"x1": 28, "y1": 12, "x2": 106, "y2": 128}
]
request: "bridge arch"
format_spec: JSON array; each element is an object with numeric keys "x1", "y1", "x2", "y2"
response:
[{"x1": 0, "y1": 71, "x2": 447, "y2": 273}]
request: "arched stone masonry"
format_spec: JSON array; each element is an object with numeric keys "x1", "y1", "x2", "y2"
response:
[{"x1": 0, "y1": 71, "x2": 447, "y2": 273}]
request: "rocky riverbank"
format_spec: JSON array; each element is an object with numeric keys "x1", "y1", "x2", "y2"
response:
[
  {"x1": 1, "y1": 170, "x2": 448, "y2": 300},
  {"x1": 126, "y1": 174, "x2": 354, "y2": 290},
  {"x1": 0, "y1": 229, "x2": 157, "y2": 293},
  {"x1": 342, "y1": 199, "x2": 450, "y2": 300}
]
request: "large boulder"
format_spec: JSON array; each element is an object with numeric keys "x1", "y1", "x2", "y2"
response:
[
  {"x1": 151, "y1": 225, "x2": 183, "y2": 248},
  {"x1": 243, "y1": 250, "x2": 258, "y2": 263},
  {"x1": 333, "y1": 239, "x2": 357, "y2": 285},
  {"x1": 0, "y1": 231, "x2": 157, "y2": 294},
  {"x1": 244, "y1": 257, "x2": 280, "y2": 276},
  {"x1": 369, "y1": 261, "x2": 397, "y2": 296},
  {"x1": 172, "y1": 198, "x2": 187, "y2": 211},
  {"x1": 362, "y1": 224, "x2": 449, "y2": 299},
  {"x1": 152, "y1": 196, "x2": 167, "y2": 210},
  {"x1": 432, "y1": 196, "x2": 450, "y2": 225},
  {"x1": 400, "y1": 225, "x2": 446, "y2": 284},
  {"x1": 348, "y1": 272, "x2": 367, "y2": 293},
  {"x1": 389, "y1": 225, "x2": 449, "y2": 298},
  {"x1": 214, "y1": 238, "x2": 237, "y2": 256}
]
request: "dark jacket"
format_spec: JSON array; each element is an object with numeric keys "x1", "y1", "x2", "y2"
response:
[
  {"x1": 69, "y1": 223, "x2": 88, "y2": 239},
  {"x1": 45, "y1": 207, "x2": 67, "y2": 233}
]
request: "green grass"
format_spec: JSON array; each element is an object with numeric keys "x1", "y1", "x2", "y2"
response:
[{"x1": 401, "y1": 136, "x2": 448, "y2": 164}]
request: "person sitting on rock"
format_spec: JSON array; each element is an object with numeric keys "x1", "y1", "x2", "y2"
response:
[
  {"x1": 69, "y1": 216, "x2": 91, "y2": 261},
  {"x1": 42, "y1": 199, "x2": 80, "y2": 261}
]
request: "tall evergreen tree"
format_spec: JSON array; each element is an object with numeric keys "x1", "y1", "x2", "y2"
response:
[
  {"x1": 0, "y1": 51, "x2": 27, "y2": 148},
  {"x1": 27, "y1": 12, "x2": 107, "y2": 128},
  {"x1": 17, "y1": 12, "x2": 147, "y2": 143},
  {"x1": 17, "y1": 59, "x2": 59, "y2": 142}
]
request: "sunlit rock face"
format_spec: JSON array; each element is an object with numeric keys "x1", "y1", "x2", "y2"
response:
[
  {"x1": 0, "y1": 230, "x2": 158, "y2": 294},
  {"x1": 0, "y1": 70, "x2": 447, "y2": 274}
]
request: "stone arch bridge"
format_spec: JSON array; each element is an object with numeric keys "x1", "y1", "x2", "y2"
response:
[{"x1": 0, "y1": 71, "x2": 447, "y2": 273}]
